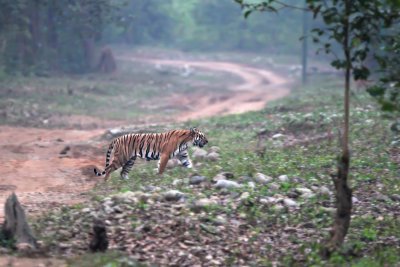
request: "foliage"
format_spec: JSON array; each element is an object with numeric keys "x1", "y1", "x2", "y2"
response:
[{"x1": 0, "y1": 0, "x2": 125, "y2": 74}]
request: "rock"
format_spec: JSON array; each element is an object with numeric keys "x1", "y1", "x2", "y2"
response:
[
  {"x1": 112, "y1": 191, "x2": 142, "y2": 204},
  {"x1": 212, "y1": 172, "x2": 234, "y2": 182},
  {"x1": 272, "y1": 133, "x2": 286, "y2": 140},
  {"x1": 301, "y1": 193, "x2": 316, "y2": 199},
  {"x1": 214, "y1": 179, "x2": 241, "y2": 189},
  {"x1": 268, "y1": 182, "x2": 280, "y2": 191},
  {"x1": 239, "y1": 192, "x2": 250, "y2": 201},
  {"x1": 192, "y1": 148, "x2": 208, "y2": 159},
  {"x1": 190, "y1": 198, "x2": 217, "y2": 212},
  {"x1": 272, "y1": 204, "x2": 285, "y2": 211},
  {"x1": 376, "y1": 193, "x2": 391, "y2": 202},
  {"x1": 260, "y1": 197, "x2": 278, "y2": 205},
  {"x1": 214, "y1": 215, "x2": 227, "y2": 225},
  {"x1": 390, "y1": 194, "x2": 400, "y2": 202},
  {"x1": 318, "y1": 186, "x2": 330, "y2": 196},
  {"x1": 82, "y1": 208, "x2": 91, "y2": 213},
  {"x1": 352, "y1": 196, "x2": 359, "y2": 203},
  {"x1": 320, "y1": 207, "x2": 336, "y2": 214},
  {"x1": 166, "y1": 158, "x2": 180, "y2": 169},
  {"x1": 172, "y1": 179, "x2": 183, "y2": 186},
  {"x1": 238, "y1": 176, "x2": 252, "y2": 183},
  {"x1": 283, "y1": 198, "x2": 298, "y2": 207},
  {"x1": 163, "y1": 190, "x2": 185, "y2": 201},
  {"x1": 278, "y1": 175, "x2": 289, "y2": 182},
  {"x1": 189, "y1": 175, "x2": 207, "y2": 185},
  {"x1": 295, "y1": 187, "x2": 312, "y2": 195},
  {"x1": 254, "y1": 173, "x2": 272, "y2": 184},
  {"x1": 206, "y1": 152, "x2": 220, "y2": 161},
  {"x1": 246, "y1": 181, "x2": 256, "y2": 189},
  {"x1": 209, "y1": 146, "x2": 220, "y2": 153}
]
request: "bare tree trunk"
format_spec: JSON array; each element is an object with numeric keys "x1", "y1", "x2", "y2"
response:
[
  {"x1": 2, "y1": 193, "x2": 37, "y2": 249},
  {"x1": 324, "y1": 0, "x2": 353, "y2": 255}
]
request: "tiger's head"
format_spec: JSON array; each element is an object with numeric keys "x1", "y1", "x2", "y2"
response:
[{"x1": 190, "y1": 127, "x2": 208, "y2": 148}]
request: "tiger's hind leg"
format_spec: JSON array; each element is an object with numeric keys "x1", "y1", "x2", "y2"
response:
[
  {"x1": 177, "y1": 150, "x2": 192, "y2": 168},
  {"x1": 120, "y1": 156, "x2": 136, "y2": 180},
  {"x1": 104, "y1": 158, "x2": 122, "y2": 181}
]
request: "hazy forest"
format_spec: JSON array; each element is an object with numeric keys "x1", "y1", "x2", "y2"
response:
[{"x1": 0, "y1": 0, "x2": 399, "y2": 266}]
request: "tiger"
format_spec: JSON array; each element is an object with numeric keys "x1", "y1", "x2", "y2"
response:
[{"x1": 94, "y1": 127, "x2": 208, "y2": 181}]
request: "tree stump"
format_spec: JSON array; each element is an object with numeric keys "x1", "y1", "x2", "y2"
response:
[
  {"x1": 96, "y1": 47, "x2": 117, "y2": 74},
  {"x1": 2, "y1": 193, "x2": 37, "y2": 249},
  {"x1": 89, "y1": 219, "x2": 108, "y2": 252}
]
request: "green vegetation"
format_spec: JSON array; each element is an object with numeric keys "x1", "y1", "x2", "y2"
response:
[{"x1": 31, "y1": 74, "x2": 399, "y2": 266}]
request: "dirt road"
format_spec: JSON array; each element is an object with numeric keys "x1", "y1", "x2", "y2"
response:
[
  {"x1": 125, "y1": 57, "x2": 290, "y2": 121},
  {"x1": 0, "y1": 57, "x2": 290, "y2": 219}
]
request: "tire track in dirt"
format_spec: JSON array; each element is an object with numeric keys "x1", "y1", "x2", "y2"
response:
[{"x1": 0, "y1": 57, "x2": 291, "y2": 220}]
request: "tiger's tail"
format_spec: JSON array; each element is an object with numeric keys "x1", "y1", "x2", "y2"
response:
[{"x1": 94, "y1": 140, "x2": 116, "y2": 176}]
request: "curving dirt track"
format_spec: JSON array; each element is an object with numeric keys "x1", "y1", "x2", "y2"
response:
[{"x1": 0, "y1": 57, "x2": 290, "y2": 219}]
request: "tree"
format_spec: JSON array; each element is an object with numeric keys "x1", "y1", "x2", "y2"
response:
[{"x1": 234, "y1": 0, "x2": 400, "y2": 255}]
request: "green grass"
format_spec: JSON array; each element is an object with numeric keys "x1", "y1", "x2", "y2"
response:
[{"x1": 90, "y1": 74, "x2": 399, "y2": 266}]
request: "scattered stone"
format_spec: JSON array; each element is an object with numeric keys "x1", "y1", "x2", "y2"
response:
[
  {"x1": 162, "y1": 190, "x2": 185, "y2": 201},
  {"x1": 376, "y1": 194, "x2": 391, "y2": 202},
  {"x1": 283, "y1": 198, "x2": 298, "y2": 207},
  {"x1": 278, "y1": 175, "x2": 289, "y2": 182},
  {"x1": 390, "y1": 194, "x2": 400, "y2": 202},
  {"x1": 206, "y1": 152, "x2": 220, "y2": 161},
  {"x1": 212, "y1": 172, "x2": 234, "y2": 182},
  {"x1": 209, "y1": 146, "x2": 220, "y2": 153},
  {"x1": 214, "y1": 179, "x2": 241, "y2": 189},
  {"x1": 272, "y1": 133, "x2": 286, "y2": 140},
  {"x1": 272, "y1": 204, "x2": 285, "y2": 211},
  {"x1": 246, "y1": 181, "x2": 256, "y2": 189},
  {"x1": 260, "y1": 197, "x2": 278, "y2": 205},
  {"x1": 214, "y1": 215, "x2": 227, "y2": 225},
  {"x1": 318, "y1": 186, "x2": 330, "y2": 196},
  {"x1": 59, "y1": 146, "x2": 70, "y2": 155},
  {"x1": 300, "y1": 192, "x2": 316, "y2": 199},
  {"x1": 320, "y1": 207, "x2": 336, "y2": 214},
  {"x1": 172, "y1": 179, "x2": 183, "y2": 186},
  {"x1": 192, "y1": 148, "x2": 208, "y2": 159},
  {"x1": 352, "y1": 196, "x2": 359, "y2": 203},
  {"x1": 112, "y1": 191, "x2": 142, "y2": 204},
  {"x1": 190, "y1": 198, "x2": 217, "y2": 212},
  {"x1": 166, "y1": 158, "x2": 180, "y2": 169},
  {"x1": 254, "y1": 173, "x2": 272, "y2": 184},
  {"x1": 268, "y1": 182, "x2": 280, "y2": 191},
  {"x1": 189, "y1": 175, "x2": 207, "y2": 185},
  {"x1": 295, "y1": 187, "x2": 312, "y2": 195}
]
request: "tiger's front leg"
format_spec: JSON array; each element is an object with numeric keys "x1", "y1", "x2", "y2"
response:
[
  {"x1": 177, "y1": 150, "x2": 192, "y2": 168},
  {"x1": 157, "y1": 153, "x2": 169, "y2": 175}
]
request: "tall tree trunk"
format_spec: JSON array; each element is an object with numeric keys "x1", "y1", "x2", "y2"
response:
[{"x1": 325, "y1": 0, "x2": 353, "y2": 255}]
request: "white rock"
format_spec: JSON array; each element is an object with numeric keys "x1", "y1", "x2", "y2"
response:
[
  {"x1": 260, "y1": 197, "x2": 278, "y2": 205},
  {"x1": 318, "y1": 186, "x2": 331, "y2": 195},
  {"x1": 192, "y1": 148, "x2": 208, "y2": 159},
  {"x1": 283, "y1": 198, "x2": 299, "y2": 207},
  {"x1": 239, "y1": 192, "x2": 250, "y2": 201},
  {"x1": 278, "y1": 175, "x2": 289, "y2": 182},
  {"x1": 246, "y1": 181, "x2": 256, "y2": 189},
  {"x1": 268, "y1": 182, "x2": 280, "y2": 190},
  {"x1": 189, "y1": 175, "x2": 206, "y2": 185},
  {"x1": 167, "y1": 158, "x2": 180, "y2": 169},
  {"x1": 254, "y1": 173, "x2": 273, "y2": 184},
  {"x1": 206, "y1": 152, "x2": 220, "y2": 161},
  {"x1": 272, "y1": 133, "x2": 286, "y2": 140},
  {"x1": 352, "y1": 196, "x2": 359, "y2": 203},
  {"x1": 301, "y1": 192, "x2": 316, "y2": 199},
  {"x1": 214, "y1": 179, "x2": 241, "y2": 189},
  {"x1": 295, "y1": 187, "x2": 312, "y2": 195},
  {"x1": 209, "y1": 146, "x2": 220, "y2": 153}
]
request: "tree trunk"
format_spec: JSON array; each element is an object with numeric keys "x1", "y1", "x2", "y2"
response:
[
  {"x1": 2, "y1": 193, "x2": 37, "y2": 249},
  {"x1": 82, "y1": 37, "x2": 97, "y2": 71},
  {"x1": 324, "y1": 0, "x2": 353, "y2": 256},
  {"x1": 97, "y1": 47, "x2": 117, "y2": 74}
]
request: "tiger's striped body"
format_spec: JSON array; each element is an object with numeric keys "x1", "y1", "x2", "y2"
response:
[{"x1": 94, "y1": 128, "x2": 208, "y2": 180}]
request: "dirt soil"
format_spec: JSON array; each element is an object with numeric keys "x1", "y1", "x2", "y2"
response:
[{"x1": 0, "y1": 57, "x2": 290, "y2": 220}]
